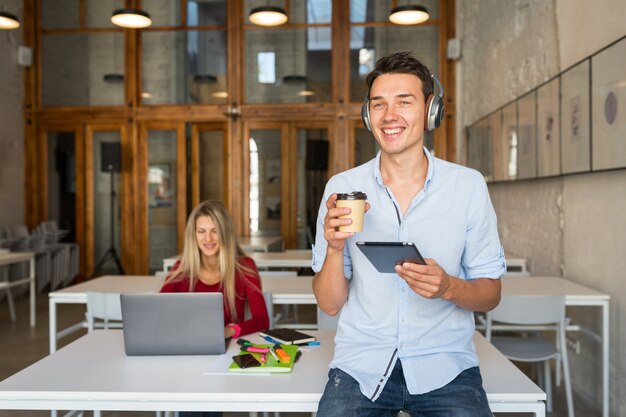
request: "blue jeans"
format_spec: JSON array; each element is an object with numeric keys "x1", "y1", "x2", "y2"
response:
[{"x1": 316, "y1": 362, "x2": 492, "y2": 417}]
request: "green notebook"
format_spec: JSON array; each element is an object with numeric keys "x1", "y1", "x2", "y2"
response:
[{"x1": 228, "y1": 344, "x2": 299, "y2": 373}]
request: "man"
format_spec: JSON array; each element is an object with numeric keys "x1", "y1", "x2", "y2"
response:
[{"x1": 311, "y1": 51, "x2": 506, "y2": 416}]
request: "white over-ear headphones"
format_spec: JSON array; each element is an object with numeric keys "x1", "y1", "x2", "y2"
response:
[{"x1": 361, "y1": 74, "x2": 444, "y2": 132}]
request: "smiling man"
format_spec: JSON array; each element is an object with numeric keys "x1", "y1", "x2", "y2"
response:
[{"x1": 311, "y1": 52, "x2": 506, "y2": 416}]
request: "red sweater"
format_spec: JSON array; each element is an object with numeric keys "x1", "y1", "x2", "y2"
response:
[{"x1": 160, "y1": 256, "x2": 269, "y2": 336}]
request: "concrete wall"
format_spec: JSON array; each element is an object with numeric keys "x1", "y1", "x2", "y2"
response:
[
  {"x1": 457, "y1": 0, "x2": 626, "y2": 415},
  {"x1": 0, "y1": 0, "x2": 24, "y2": 230}
]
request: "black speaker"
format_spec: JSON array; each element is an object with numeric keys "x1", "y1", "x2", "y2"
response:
[
  {"x1": 100, "y1": 142, "x2": 121, "y2": 173},
  {"x1": 305, "y1": 140, "x2": 329, "y2": 171}
]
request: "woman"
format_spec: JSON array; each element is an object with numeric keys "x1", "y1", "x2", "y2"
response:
[{"x1": 160, "y1": 200, "x2": 269, "y2": 339}]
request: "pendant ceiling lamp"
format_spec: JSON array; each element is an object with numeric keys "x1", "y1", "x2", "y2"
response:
[
  {"x1": 388, "y1": 4, "x2": 430, "y2": 25},
  {"x1": 0, "y1": 11, "x2": 20, "y2": 29},
  {"x1": 111, "y1": 9, "x2": 152, "y2": 29},
  {"x1": 249, "y1": 5, "x2": 288, "y2": 27}
]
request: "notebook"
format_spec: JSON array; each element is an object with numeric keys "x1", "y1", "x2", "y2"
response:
[
  {"x1": 120, "y1": 292, "x2": 225, "y2": 356},
  {"x1": 228, "y1": 344, "x2": 300, "y2": 373},
  {"x1": 259, "y1": 328, "x2": 316, "y2": 345}
]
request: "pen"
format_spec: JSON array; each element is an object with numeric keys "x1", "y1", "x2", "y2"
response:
[
  {"x1": 268, "y1": 347, "x2": 280, "y2": 362},
  {"x1": 262, "y1": 335, "x2": 281, "y2": 344}
]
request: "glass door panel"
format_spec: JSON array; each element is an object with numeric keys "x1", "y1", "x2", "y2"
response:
[
  {"x1": 354, "y1": 126, "x2": 379, "y2": 166},
  {"x1": 248, "y1": 129, "x2": 283, "y2": 238},
  {"x1": 91, "y1": 131, "x2": 122, "y2": 275},
  {"x1": 294, "y1": 127, "x2": 329, "y2": 249},
  {"x1": 191, "y1": 124, "x2": 226, "y2": 207},
  {"x1": 147, "y1": 130, "x2": 179, "y2": 273},
  {"x1": 47, "y1": 132, "x2": 77, "y2": 241}
]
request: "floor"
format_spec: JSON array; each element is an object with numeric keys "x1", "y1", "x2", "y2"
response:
[{"x1": 0, "y1": 292, "x2": 599, "y2": 417}]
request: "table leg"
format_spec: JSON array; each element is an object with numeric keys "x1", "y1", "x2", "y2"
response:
[
  {"x1": 30, "y1": 257, "x2": 36, "y2": 327},
  {"x1": 49, "y1": 298, "x2": 58, "y2": 353},
  {"x1": 602, "y1": 300, "x2": 609, "y2": 417}
]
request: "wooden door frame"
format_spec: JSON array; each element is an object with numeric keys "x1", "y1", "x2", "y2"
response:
[
  {"x1": 37, "y1": 122, "x2": 86, "y2": 277},
  {"x1": 137, "y1": 121, "x2": 187, "y2": 274},
  {"x1": 84, "y1": 123, "x2": 127, "y2": 277}
]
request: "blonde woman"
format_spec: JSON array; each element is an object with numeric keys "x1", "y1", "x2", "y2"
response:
[{"x1": 160, "y1": 200, "x2": 269, "y2": 339}]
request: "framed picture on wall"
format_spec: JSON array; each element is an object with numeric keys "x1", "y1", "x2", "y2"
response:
[
  {"x1": 561, "y1": 60, "x2": 591, "y2": 174},
  {"x1": 537, "y1": 77, "x2": 561, "y2": 177},
  {"x1": 591, "y1": 37, "x2": 626, "y2": 171},
  {"x1": 466, "y1": 116, "x2": 493, "y2": 181},
  {"x1": 148, "y1": 163, "x2": 173, "y2": 208},
  {"x1": 517, "y1": 91, "x2": 538, "y2": 180}
]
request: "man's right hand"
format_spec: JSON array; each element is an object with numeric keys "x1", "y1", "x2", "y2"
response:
[{"x1": 323, "y1": 193, "x2": 369, "y2": 254}]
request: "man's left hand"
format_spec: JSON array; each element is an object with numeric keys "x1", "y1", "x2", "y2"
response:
[{"x1": 395, "y1": 258, "x2": 453, "y2": 299}]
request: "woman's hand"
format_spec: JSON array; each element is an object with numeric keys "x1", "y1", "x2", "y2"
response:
[{"x1": 224, "y1": 325, "x2": 235, "y2": 339}]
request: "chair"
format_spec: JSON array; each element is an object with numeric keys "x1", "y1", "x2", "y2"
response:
[
  {"x1": 86, "y1": 291, "x2": 123, "y2": 331},
  {"x1": 486, "y1": 295, "x2": 574, "y2": 417},
  {"x1": 317, "y1": 308, "x2": 340, "y2": 330}
]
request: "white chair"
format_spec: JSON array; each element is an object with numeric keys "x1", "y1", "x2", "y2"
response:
[
  {"x1": 86, "y1": 291, "x2": 123, "y2": 331},
  {"x1": 316, "y1": 308, "x2": 340, "y2": 330},
  {"x1": 486, "y1": 295, "x2": 574, "y2": 417}
]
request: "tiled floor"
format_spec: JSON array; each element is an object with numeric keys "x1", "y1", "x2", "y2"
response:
[{"x1": 0, "y1": 292, "x2": 598, "y2": 417}]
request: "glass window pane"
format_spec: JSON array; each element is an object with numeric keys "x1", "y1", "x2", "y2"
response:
[
  {"x1": 350, "y1": 0, "x2": 439, "y2": 23},
  {"x1": 249, "y1": 130, "x2": 282, "y2": 236},
  {"x1": 142, "y1": 30, "x2": 227, "y2": 104},
  {"x1": 86, "y1": 0, "x2": 124, "y2": 28},
  {"x1": 355, "y1": 127, "x2": 379, "y2": 166},
  {"x1": 42, "y1": 33, "x2": 125, "y2": 107},
  {"x1": 199, "y1": 130, "x2": 225, "y2": 203},
  {"x1": 245, "y1": 27, "x2": 332, "y2": 103},
  {"x1": 47, "y1": 132, "x2": 76, "y2": 239},
  {"x1": 296, "y1": 128, "x2": 328, "y2": 249},
  {"x1": 350, "y1": 25, "x2": 439, "y2": 102},
  {"x1": 141, "y1": 0, "x2": 181, "y2": 27},
  {"x1": 42, "y1": 0, "x2": 79, "y2": 29},
  {"x1": 148, "y1": 131, "x2": 178, "y2": 273},
  {"x1": 92, "y1": 133, "x2": 122, "y2": 274},
  {"x1": 188, "y1": 0, "x2": 226, "y2": 26}
]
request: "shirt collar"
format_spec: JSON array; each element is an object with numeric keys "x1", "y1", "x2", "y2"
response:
[{"x1": 373, "y1": 146, "x2": 435, "y2": 191}]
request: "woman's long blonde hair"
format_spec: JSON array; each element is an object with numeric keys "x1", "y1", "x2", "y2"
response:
[{"x1": 165, "y1": 200, "x2": 257, "y2": 321}]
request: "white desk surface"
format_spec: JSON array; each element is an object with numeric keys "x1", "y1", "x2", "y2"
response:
[
  {"x1": 502, "y1": 276, "x2": 610, "y2": 302},
  {"x1": 0, "y1": 252, "x2": 35, "y2": 266},
  {"x1": 0, "y1": 330, "x2": 543, "y2": 413},
  {"x1": 250, "y1": 250, "x2": 312, "y2": 268},
  {"x1": 50, "y1": 275, "x2": 163, "y2": 303},
  {"x1": 240, "y1": 236, "x2": 284, "y2": 252}
]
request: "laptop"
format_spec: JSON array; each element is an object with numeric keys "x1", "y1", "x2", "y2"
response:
[{"x1": 120, "y1": 293, "x2": 226, "y2": 356}]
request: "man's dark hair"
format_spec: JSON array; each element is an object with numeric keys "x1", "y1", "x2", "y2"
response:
[{"x1": 365, "y1": 51, "x2": 434, "y2": 102}]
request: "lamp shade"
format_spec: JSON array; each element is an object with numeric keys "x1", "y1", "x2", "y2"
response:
[
  {"x1": 0, "y1": 11, "x2": 20, "y2": 29},
  {"x1": 388, "y1": 5, "x2": 429, "y2": 25},
  {"x1": 249, "y1": 6, "x2": 288, "y2": 27},
  {"x1": 111, "y1": 9, "x2": 152, "y2": 29}
]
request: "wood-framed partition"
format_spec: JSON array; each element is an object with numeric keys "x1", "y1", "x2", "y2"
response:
[{"x1": 22, "y1": 0, "x2": 457, "y2": 276}]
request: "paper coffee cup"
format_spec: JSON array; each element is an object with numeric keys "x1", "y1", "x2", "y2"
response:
[{"x1": 336, "y1": 192, "x2": 367, "y2": 232}]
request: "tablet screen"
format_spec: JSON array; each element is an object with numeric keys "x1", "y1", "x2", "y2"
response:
[{"x1": 356, "y1": 242, "x2": 426, "y2": 273}]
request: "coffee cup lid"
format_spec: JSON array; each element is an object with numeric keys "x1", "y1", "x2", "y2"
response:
[{"x1": 337, "y1": 191, "x2": 367, "y2": 200}]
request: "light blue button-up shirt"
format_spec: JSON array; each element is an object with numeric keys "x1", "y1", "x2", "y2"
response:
[{"x1": 312, "y1": 148, "x2": 506, "y2": 401}]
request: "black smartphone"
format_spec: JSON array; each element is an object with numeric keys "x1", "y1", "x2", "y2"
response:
[{"x1": 232, "y1": 353, "x2": 261, "y2": 369}]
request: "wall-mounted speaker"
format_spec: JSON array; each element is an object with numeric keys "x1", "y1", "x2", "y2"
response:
[{"x1": 100, "y1": 142, "x2": 121, "y2": 173}]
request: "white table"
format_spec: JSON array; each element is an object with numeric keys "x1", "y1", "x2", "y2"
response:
[
  {"x1": 506, "y1": 255, "x2": 528, "y2": 274},
  {"x1": 261, "y1": 275, "x2": 315, "y2": 305},
  {"x1": 0, "y1": 330, "x2": 545, "y2": 415},
  {"x1": 48, "y1": 275, "x2": 163, "y2": 353},
  {"x1": 0, "y1": 252, "x2": 36, "y2": 327},
  {"x1": 502, "y1": 276, "x2": 610, "y2": 417},
  {"x1": 250, "y1": 250, "x2": 312, "y2": 269}
]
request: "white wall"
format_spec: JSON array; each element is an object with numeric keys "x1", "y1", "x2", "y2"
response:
[
  {"x1": 0, "y1": 0, "x2": 24, "y2": 230},
  {"x1": 458, "y1": 0, "x2": 626, "y2": 415}
]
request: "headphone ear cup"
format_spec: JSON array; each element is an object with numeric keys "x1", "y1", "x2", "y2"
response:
[
  {"x1": 425, "y1": 95, "x2": 444, "y2": 131},
  {"x1": 361, "y1": 101, "x2": 372, "y2": 131}
]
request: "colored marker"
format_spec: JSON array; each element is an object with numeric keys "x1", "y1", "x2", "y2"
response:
[
  {"x1": 241, "y1": 345, "x2": 270, "y2": 354},
  {"x1": 273, "y1": 344, "x2": 291, "y2": 363},
  {"x1": 268, "y1": 347, "x2": 280, "y2": 362}
]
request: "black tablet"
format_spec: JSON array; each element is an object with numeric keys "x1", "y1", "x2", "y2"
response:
[{"x1": 356, "y1": 241, "x2": 426, "y2": 273}]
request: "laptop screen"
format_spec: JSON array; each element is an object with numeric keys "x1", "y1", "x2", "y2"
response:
[{"x1": 120, "y1": 292, "x2": 226, "y2": 355}]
